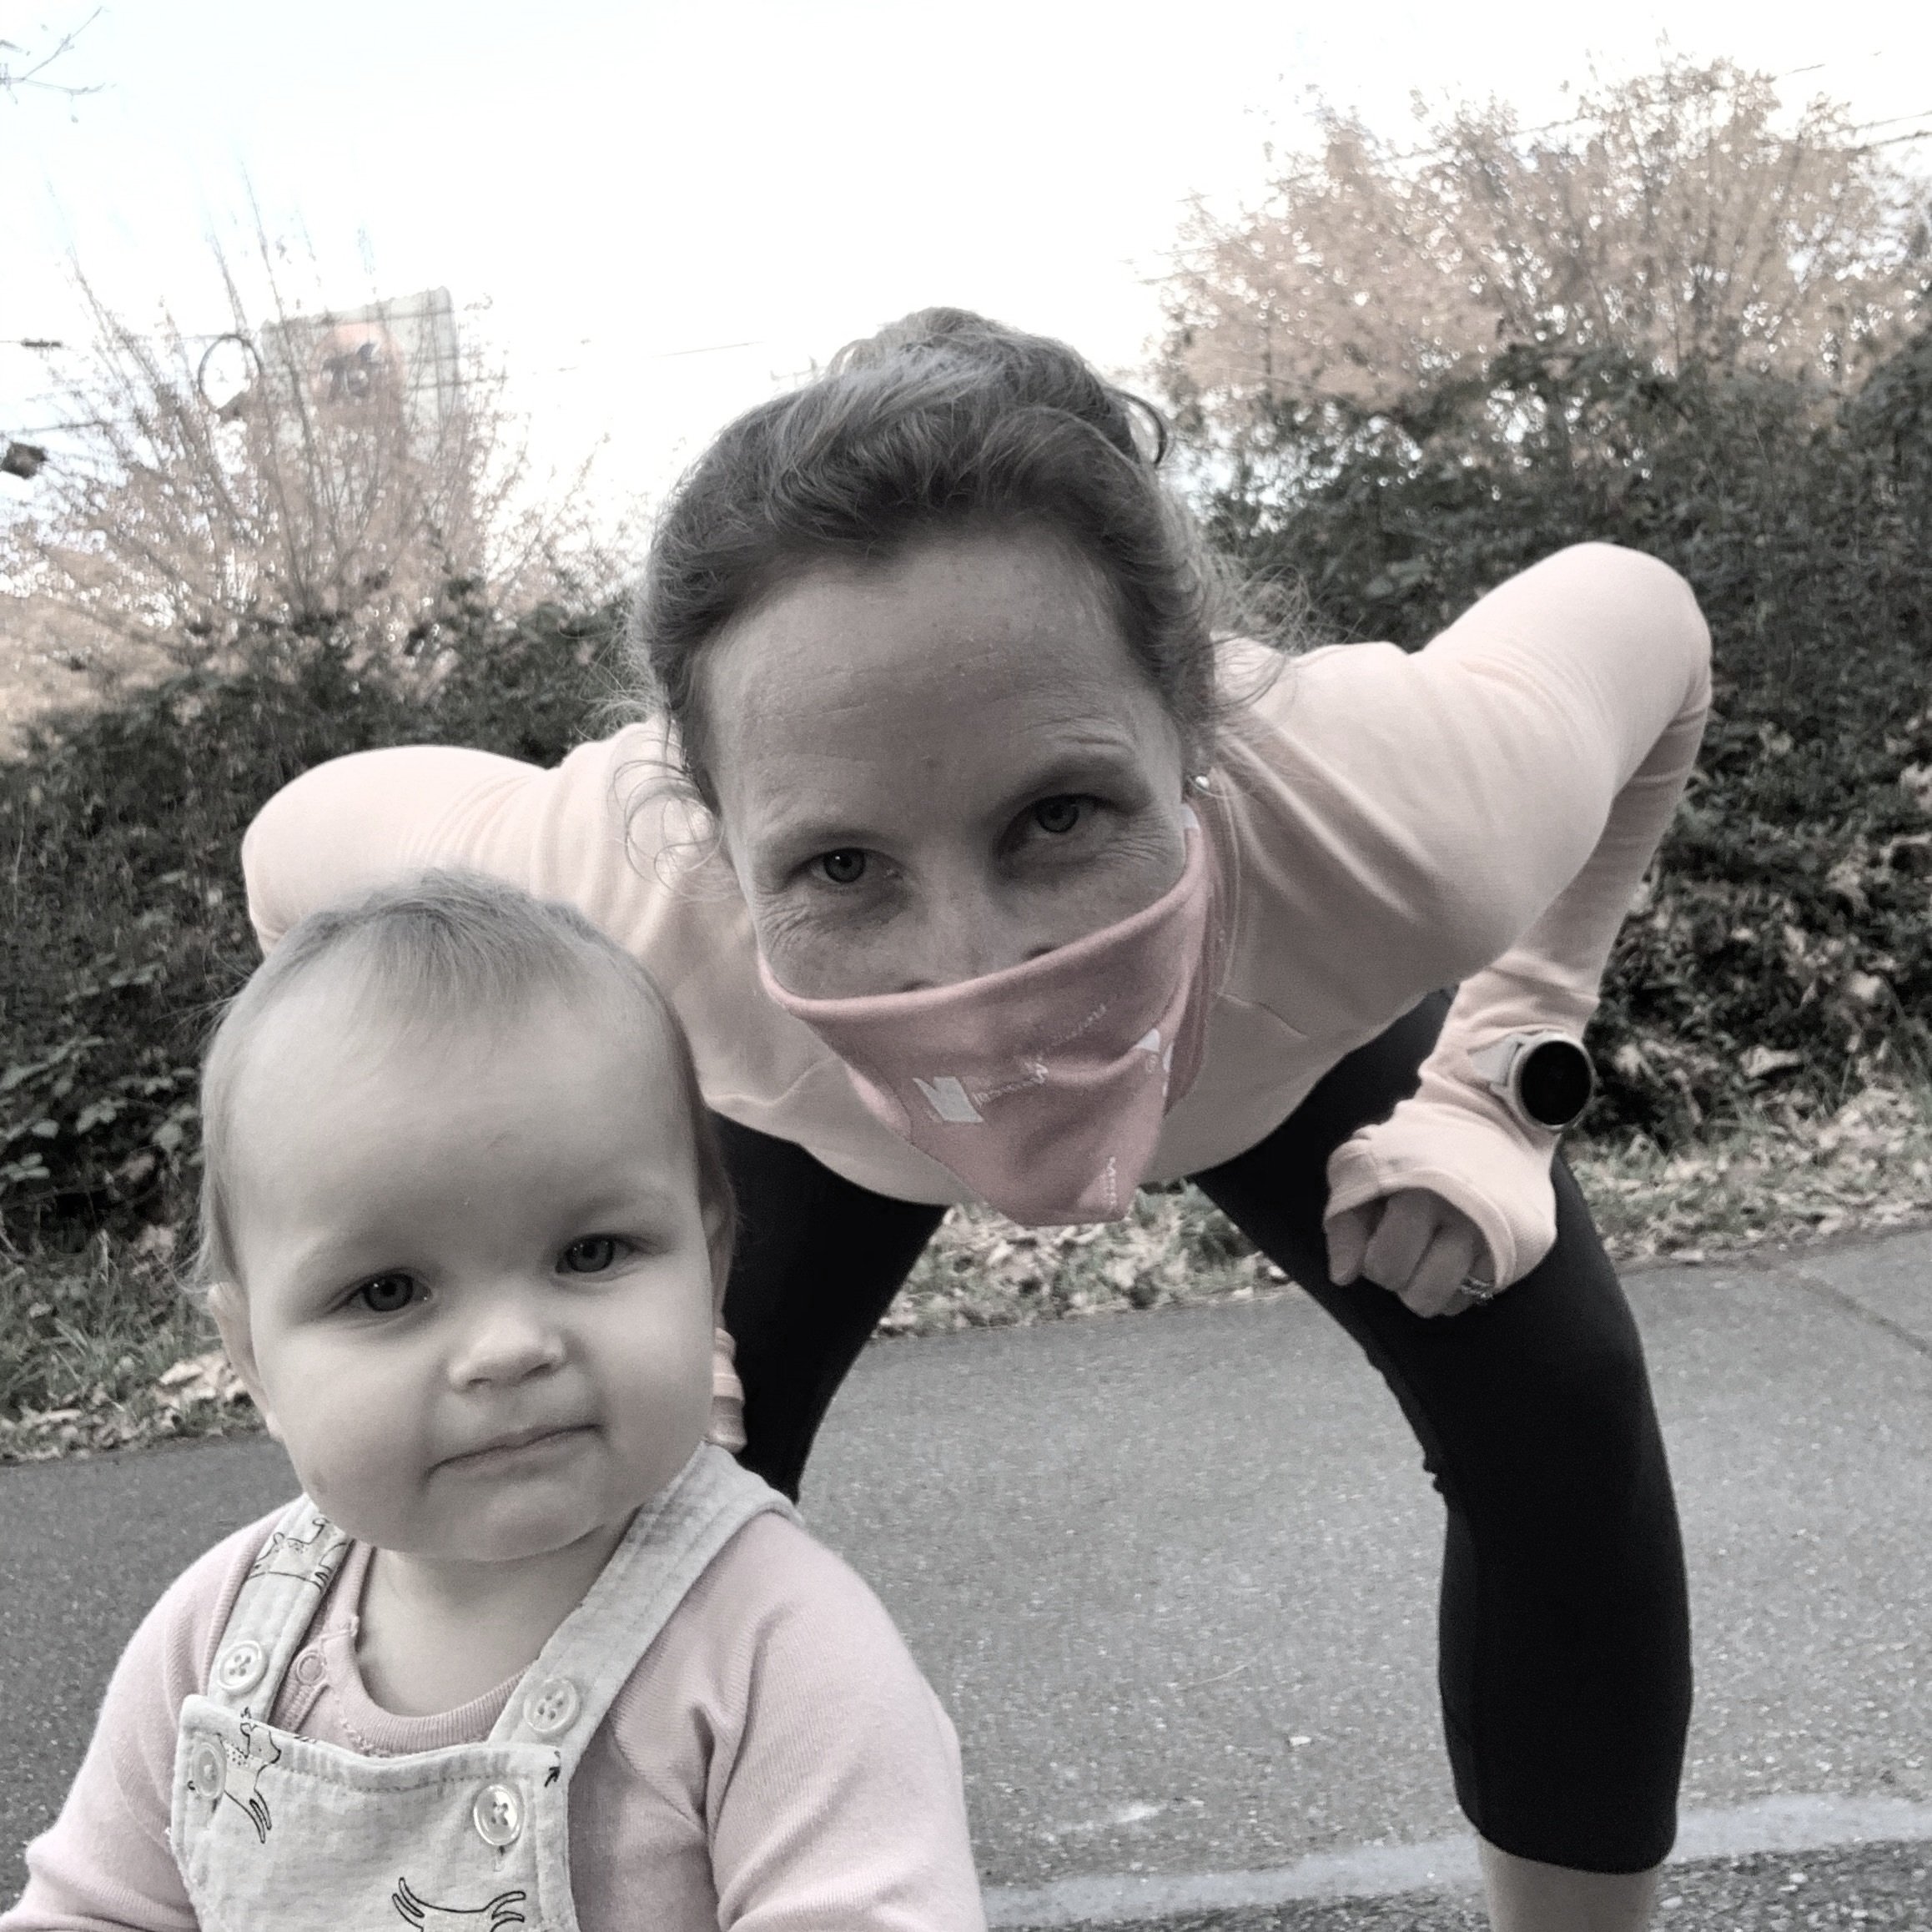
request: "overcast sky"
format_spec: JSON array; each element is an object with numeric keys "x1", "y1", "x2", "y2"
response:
[{"x1": 3, "y1": 0, "x2": 1929, "y2": 516}]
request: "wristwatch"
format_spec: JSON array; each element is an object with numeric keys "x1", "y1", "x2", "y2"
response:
[{"x1": 1467, "y1": 1031, "x2": 1597, "y2": 1132}]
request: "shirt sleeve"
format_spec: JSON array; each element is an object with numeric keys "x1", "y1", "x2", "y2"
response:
[
  {"x1": 239, "y1": 727, "x2": 683, "y2": 956},
  {"x1": 1321, "y1": 543, "x2": 1712, "y2": 1285},
  {"x1": 653, "y1": 1517, "x2": 986, "y2": 1932},
  {"x1": 1, "y1": 1527, "x2": 265, "y2": 1932}
]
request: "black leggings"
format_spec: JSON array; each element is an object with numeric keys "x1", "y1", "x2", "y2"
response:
[{"x1": 716, "y1": 991, "x2": 1692, "y2": 1874}]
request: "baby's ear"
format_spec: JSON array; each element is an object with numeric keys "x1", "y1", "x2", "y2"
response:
[{"x1": 207, "y1": 1285, "x2": 279, "y2": 1440}]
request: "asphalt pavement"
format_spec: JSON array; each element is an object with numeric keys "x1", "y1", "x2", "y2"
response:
[{"x1": 4, "y1": 1229, "x2": 1930, "y2": 1928}]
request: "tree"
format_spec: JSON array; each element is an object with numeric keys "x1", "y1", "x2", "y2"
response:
[
  {"x1": 1157, "y1": 57, "x2": 1929, "y2": 450},
  {"x1": 2, "y1": 241, "x2": 614, "y2": 690}
]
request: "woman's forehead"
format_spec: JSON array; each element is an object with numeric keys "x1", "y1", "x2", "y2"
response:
[{"x1": 704, "y1": 528, "x2": 1158, "y2": 740}]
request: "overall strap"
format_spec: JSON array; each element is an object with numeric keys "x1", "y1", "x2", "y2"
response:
[
  {"x1": 488, "y1": 1443, "x2": 797, "y2": 1766},
  {"x1": 202, "y1": 1497, "x2": 350, "y2": 1714}
]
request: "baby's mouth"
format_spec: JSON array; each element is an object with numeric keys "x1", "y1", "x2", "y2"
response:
[{"x1": 436, "y1": 1421, "x2": 594, "y2": 1471}]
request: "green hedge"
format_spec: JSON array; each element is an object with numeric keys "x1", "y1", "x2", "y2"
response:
[
  {"x1": 0, "y1": 595, "x2": 626, "y2": 1251},
  {"x1": 1188, "y1": 329, "x2": 1932, "y2": 1141}
]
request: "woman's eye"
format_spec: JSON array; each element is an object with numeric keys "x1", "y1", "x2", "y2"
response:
[
  {"x1": 815, "y1": 848, "x2": 868, "y2": 886},
  {"x1": 1032, "y1": 796, "x2": 1086, "y2": 836},
  {"x1": 561, "y1": 1235, "x2": 625, "y2": 1275},
  {"x1": 354, "y1": 1274, "x2": 419, "y2": 1315}
]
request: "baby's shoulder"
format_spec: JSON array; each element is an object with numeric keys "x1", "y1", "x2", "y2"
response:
[
  {"x1": 133, "y1": 1506, "x2": 297, "y2": 1695},
  {"x1": 676, "y1": 1509, "x2": 903, "y2": 1662},
  {"x1": 604, "y1": 1511, "x2": 932, "y2": 1762},
  {"x1": 1220, "y1": 633, "x2": 1417, "y2": 744}
]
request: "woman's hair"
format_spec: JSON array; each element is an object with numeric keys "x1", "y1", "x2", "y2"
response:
[
  {"x1": 629, "y1": 307, "x2": 1230, "y2": 807},
  {"x1": 194, "y1": 871, "x2": 735, "y2": 1301}
]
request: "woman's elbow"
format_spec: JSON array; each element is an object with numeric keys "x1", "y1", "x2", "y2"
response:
[
  {"x1": 239, "y1": 749, "x2": 414, "y2": 950},
  {"x1": 1567, "y1": 544, "x2": 1708, "y2": 647}
]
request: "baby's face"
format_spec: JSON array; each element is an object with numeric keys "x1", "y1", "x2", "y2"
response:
[{"x1": 215, "y1": 976, "x2": 719, "y2": 1567}]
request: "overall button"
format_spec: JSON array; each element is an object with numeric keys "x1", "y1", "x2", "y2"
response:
[
  {"x1": 473, "y1": 1783, "x2": 524, "y2": 1848},
  {"x1": 293, "y1": 1648, "x2": 326, "y2": 1686},
  {"x1": 187, "y1": 1738, "x2": 227, "y2": 1795},
  {"x1": 524, "y1": 1676, "x2": 580, "y2": 1738},
  {"x1": 215, "y1": 1640, "x2": 266, "y2": 1694}
]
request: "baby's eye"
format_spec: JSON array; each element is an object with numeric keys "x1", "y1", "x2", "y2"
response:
[
  {"x1": 813, "y1": 848, "x2": 868, "y2": 886},
  {"x1": 353, "y1": 1273, "x2": 420, "y2": 1315},
  {"x1": 1032, "y1": 796, "x2": 1088, "y2": 836},
  {"x1": 561, "y1": 1235, "x2": 626, "y2": 1275}
]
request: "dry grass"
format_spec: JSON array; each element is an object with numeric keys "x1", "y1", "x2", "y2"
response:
[
  {"x1": 878, "y1": 1080, "x2": 1932, "y2": 1338},
  {"x1": 4, "y1": 1084, "x2": 1929, "y2": 1462},
  {"x1": 0, "y1": 1231, "x2": 233, "y2": 1464},
  {"x1": 1572, "y1": 1081, "x2": 1932, "y2": 1264}
]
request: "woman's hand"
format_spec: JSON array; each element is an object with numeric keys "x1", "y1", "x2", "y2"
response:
[{"x1": 1326, "y1": 1188, "x2": 1492, "y2": 1318}]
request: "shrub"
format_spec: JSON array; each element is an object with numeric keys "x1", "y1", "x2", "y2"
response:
[
  {"x1": 0, "y1": 595, "x2": 625, "y2": 1250},
  {"x1": 1180, "y1": 330, "x2": 1932, "y2": 1142}
]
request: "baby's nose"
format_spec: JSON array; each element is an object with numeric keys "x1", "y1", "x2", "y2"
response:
[{"x1": 449, "y1": 1294, "x2": 566, "y2": 1386}]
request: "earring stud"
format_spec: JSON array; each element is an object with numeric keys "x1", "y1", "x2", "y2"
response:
[{"x1": 1190, "y1": 773, "x2": 1212, "y2": 793}]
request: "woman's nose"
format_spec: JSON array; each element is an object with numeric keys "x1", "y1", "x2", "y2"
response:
[
  {"x1": 447, "y1": 1291, "x2": 566, "y2": 1388},
  {"x1": 895, "y1": 878, "x2": 1036, "y2": 989}
]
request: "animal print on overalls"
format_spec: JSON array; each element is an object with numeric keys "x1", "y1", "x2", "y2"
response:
[{"x1": 169, "y1": 1444, "x2": 794, "y2": 1932}]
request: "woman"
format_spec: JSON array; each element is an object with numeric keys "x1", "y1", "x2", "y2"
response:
[{"x1": 244, "y1": 309, "x2": 1708, "y2": 1931}]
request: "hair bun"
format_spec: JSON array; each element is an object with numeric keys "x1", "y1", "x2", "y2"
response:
[
  {"x1": 828, "y1": 307, "x2": 1162, "y2": 467},
  {"x1": 827, "y1": 306, "x2": 1004, "y2": 370}
]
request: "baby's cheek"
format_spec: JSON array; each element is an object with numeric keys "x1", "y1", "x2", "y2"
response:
[
  {"x1": 276, "y1": 1367, "x2": 425, "y2": 1539},
  {"x1": 297, "y1": 1436, "x2": 419, "y2": 1547},
  {"x1": 627, "y1": 1350, "x2": 715, "y2": 1487}
]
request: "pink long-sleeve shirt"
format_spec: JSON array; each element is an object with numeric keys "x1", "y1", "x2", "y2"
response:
[
  {"x1": 4, "y1": 1510, "x2": 985, "y2": 1932},
  {"x1": 240, "y1": 542, "x2": 1710, "y2": 1285}
]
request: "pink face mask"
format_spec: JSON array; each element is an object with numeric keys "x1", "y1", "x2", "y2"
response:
[{"x1": 757, "y1": 810, "x2": 1221, "y2": 1225}]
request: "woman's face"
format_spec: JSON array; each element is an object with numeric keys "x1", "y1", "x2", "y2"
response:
[{"x1": 703, "y1": 528, "x2": 1193, "y2": 999}]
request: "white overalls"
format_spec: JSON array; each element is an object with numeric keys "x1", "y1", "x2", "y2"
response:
[{"x1": 170, "y1": 1444, "x2": 792, "y2": 1931}]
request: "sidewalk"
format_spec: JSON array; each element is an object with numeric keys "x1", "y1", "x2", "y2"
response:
[{"x1": 4, "y1": 1231, "x2": 1930, "y2": 1924}]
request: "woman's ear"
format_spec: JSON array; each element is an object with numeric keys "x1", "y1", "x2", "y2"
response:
[{"x1": 208, "y1": 1285, "x2": 280, "y2": 1441}]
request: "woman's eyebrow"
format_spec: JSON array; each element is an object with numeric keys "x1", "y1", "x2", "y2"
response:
[
  {"x1": 991, "y1": 738, "x2": 1150, "y2": 807},
  {"x1": 760, "y1": 811, "x2": 872, "y2": 859}
]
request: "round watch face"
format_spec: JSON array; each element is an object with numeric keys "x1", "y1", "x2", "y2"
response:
[{"x1": 1517, "y1": 1038, "x2": 1595, "y2": 1129}]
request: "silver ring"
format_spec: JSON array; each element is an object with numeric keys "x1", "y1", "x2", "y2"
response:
[{"x1": 1457, "y1": 1276, "x2": 1497, "y2": 1304}]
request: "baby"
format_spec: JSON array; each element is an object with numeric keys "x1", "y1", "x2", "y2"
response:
[{"x1": 5, "y1": 873, "x2": 984, "y2": 1932}]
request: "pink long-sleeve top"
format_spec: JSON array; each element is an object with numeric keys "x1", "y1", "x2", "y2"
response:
[
  {"x1": 240, "y1": 543, "x2": 1711, "y2": 1286},
  {"x1": 3, "y1": 1509, "x2": 985, "y2": 1932}
]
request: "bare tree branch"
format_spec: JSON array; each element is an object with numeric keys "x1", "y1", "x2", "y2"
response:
[{"x1": 0, "y1": 8, "x2": 103, "y2": 105}]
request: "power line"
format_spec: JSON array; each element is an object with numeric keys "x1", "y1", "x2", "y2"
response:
[{"x1": 647, "y1": 338, "x2": 764, "y2": 360}]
